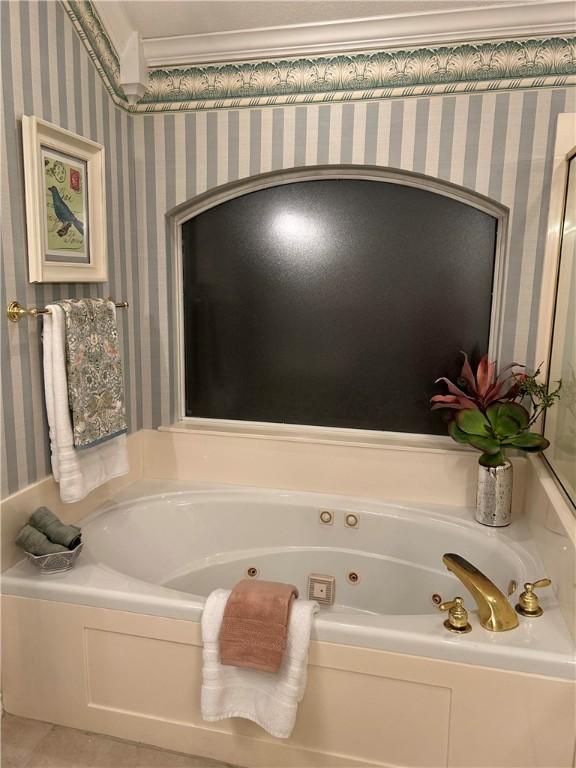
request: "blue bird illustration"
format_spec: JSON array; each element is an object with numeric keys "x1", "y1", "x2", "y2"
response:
[{"x1": 48, "y1": 186, "x2": 84, "y2": 236}]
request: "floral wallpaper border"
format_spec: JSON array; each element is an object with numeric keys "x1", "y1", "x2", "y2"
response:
[{"x1": 62, "y1": 1, "x2": 576, "y2": 112}]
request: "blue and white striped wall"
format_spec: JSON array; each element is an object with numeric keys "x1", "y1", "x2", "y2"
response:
[
  {"x1": 1, "y1": 0, "x2": 575, "y2": 495},
  {"x1": 134, "y1": 90, "x2": 574, "y2": 427},
  {"x1": 1, "y1": 0, "x2": 138, "y2": 495}
]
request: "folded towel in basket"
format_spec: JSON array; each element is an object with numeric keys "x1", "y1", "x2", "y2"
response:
[
  {"x1": 29, "y1": 507, "x2": 81, "y2": 549},
  {"x1": 201, "y1": 588, "x2": 318, "y2": 739},
  {"x1": 219, "y1": 579, "x2": 298, "y2": 673},
  {"x1": 15, "y1": 525, "x2": 68, "y2": 556}
]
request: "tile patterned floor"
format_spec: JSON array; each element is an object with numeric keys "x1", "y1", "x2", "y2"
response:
[{"x1": 1, "y1": 714, "x2": 237, "y2": 768}]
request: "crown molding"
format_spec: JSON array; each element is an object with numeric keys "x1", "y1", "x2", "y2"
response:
[
  {"x1": 91, "y1": 0, "x2": 132, "y2": 61},
  {"x1": 66, "y1": 1, "x2": 148, "y2": 105},
  {"x1": 141, "y1": 2, "x2": 576, "y2": 66},
  {"x1": 139, "y1": 37, "x2": 576, "y2": 112},
  {"x1": 62, "y1": 1, "x2": 576, "y2": 114},
  {"x1": 64, "y1": 0, "x2": 126, "y2": 103}
]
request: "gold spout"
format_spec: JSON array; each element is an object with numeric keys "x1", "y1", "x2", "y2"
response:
[{"x1": 442, "y1": 553, "x2": 519, "y2": 632}]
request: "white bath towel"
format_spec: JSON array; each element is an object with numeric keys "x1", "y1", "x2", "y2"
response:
[
  {"x1": 42, "y1": 303, "x2": 129, "y2": 503},
  {"x1": 201, "y1": 589, "x2": 318, "y2": 739}
]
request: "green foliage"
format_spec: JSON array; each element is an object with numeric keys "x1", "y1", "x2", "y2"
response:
[
  {"x1": 457, "y1": 409, "x2": 491, "y2": 436},
  {"x1": 505, "y1": 432, "x2": 550, "y2": 451},
  {"x1": 486, "y1": 402, "x2": 529, "y2": 435},
  {"x1": 479, "y1": 451, "x2": 506, "y2": 468},
  {"x1": 455, "y1": 401, "x2": 550, "y2": 466},
  {"x1": 516, "y1": 368, "x2": 562, "y2": 427}
]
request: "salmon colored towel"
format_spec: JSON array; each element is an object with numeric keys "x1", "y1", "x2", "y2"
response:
[{"x1": 219, "y1": 579, "x2": 299, "y2": 673}]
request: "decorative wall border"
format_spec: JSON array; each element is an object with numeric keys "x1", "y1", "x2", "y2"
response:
[
  {"x1": 62, "y1": 1, "x2": 576, "y2": 113},
  {"x1": 137, "y1": 76, "x2": 575, "y2": 114},
  {"x1": 63, "y1": 0, "x2": 127, "y2": 105},
  {"x1": 142, "y1": 38, "x2": 576, "y2": 108}
]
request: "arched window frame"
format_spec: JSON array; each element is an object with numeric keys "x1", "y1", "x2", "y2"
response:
[{"x1": 167, "y1": 165, "x2": 509, "y2": 446}]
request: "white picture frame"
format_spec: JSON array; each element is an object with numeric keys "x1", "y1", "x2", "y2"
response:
[{"x1": 22, "y1": 115, "x2": 107, "y2": 283}]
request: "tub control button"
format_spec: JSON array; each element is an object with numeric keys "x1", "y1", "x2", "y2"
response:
[
  {"x1": 345, "y1": 513, "x2": 359, "y2": 529},
  {"x1": 319, "y1": 510, "x2": 333, "y2": 525},
  {"x1": 307, "y1": 574, "x2": 335, "y2": 606}
]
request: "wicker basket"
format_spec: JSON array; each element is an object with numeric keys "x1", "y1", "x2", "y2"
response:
[{"x1": 25, "y1": 542, "x2": 83, "y2": 574}]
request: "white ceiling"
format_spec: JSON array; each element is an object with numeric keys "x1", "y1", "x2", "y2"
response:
[
  {"x1": 94, "y1": 0, "x2": 576, "y2": 70},
  {"x1": 119, "y1": 1, "x2": 499, "y2": 40}
]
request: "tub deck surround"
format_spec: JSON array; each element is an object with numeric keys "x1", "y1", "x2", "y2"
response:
[
  {"x1": 3, "y1": 597, "x2": 575, "y2": 768},
  {"x1": 524, "y1": 455, "x2": 576, "y2": 639},
  {"x1": 3, "y1": 481, "x2": 575, "y2": 767},
  {"x1": 2, "y1": 481, "x2": 574, "y2": 680},
  {"x1": 147, "y1": 427, "x2": 530, "y2": 512}
]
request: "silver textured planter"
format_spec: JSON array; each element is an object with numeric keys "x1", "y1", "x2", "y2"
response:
[{"x1": 475, "y1": 460, "x2": 513, "y2": 527}]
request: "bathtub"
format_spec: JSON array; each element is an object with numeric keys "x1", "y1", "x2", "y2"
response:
[{"x1": 2, "y1": 480, "x2": 574, "y2": 679}]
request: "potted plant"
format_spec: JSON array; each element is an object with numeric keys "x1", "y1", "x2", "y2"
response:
[{"x1": 431, "y1": 353, "x2": 560, "y2": 526}]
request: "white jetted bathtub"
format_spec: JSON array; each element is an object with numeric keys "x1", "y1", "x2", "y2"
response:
[{"x1": 3, "y1": 481, "x2": 574, "y2": 679}]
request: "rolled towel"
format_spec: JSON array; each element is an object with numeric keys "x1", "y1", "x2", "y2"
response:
[
  {"x1": 16, "y1": 524, "x2": 68, "y2": 556},
  {"x1": 29, "y1": 506, "x2": 81, "y2": 549},
  {"x1": 219, "y1": 579, "x2": 299, "y2": 673}
]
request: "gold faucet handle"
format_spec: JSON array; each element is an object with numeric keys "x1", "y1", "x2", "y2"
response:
[
  {"x1": 438, "y1": 597, "x2": 460, "y2": 611},
  {"x1": 530, "y1": 578, "x2": 552, "y2": 589},
  {"x1": 516, "y1": 578, "x2": 551, "y2": 617},
  {"x1": 439, "y1": 596, "x2": 472, "y2": 633}
]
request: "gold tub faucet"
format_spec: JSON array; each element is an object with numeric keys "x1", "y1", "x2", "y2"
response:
[{"x1": 442, "y1": 553, "x2": 519, "y2": 631}]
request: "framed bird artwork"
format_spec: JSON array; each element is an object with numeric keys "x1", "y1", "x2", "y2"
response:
[{"x1": 21, "y1": 116, "x2": 107, "y2": 282}]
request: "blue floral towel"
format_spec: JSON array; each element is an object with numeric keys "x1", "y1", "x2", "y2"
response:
[{"x1": 57, "y1": 298, "x2": 127, "y2": 450}]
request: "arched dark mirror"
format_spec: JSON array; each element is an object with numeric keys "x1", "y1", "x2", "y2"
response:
[{"x1": 182, "y1": 175, "x2": 500, "y2": 435}]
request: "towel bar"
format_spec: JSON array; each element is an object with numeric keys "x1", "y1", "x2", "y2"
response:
[{"x1": 6, "y1": 299, "x2": 129, "y2": 323}]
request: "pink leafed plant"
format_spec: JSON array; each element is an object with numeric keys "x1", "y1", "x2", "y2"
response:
[
  {"x1": 431, "y1": 352, "x2": 526, "y2": 413},
  {"x1": 431, "y1": 352, "x2": 560, "y2": 467}
]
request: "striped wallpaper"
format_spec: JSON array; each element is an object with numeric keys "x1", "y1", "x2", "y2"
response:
[
  {"x1": 1, "y1": 1, "x2": 575, "y2": 496},
  {"x1": 136, "y1": 89, "x2": 575, "y2": 429},
  {"x1": 1, "y1": 0, "x2": 139, "y2": 497}
]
